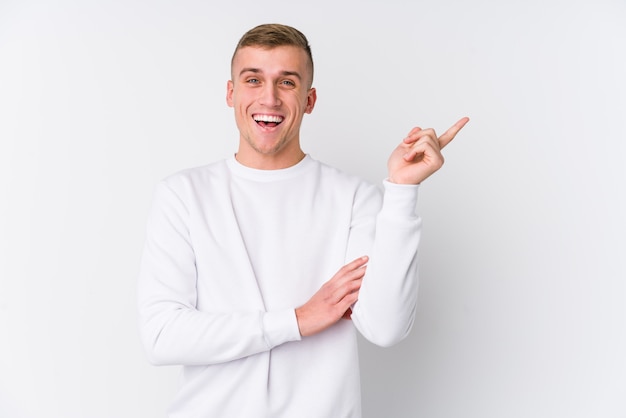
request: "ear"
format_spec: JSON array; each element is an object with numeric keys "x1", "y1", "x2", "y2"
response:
[
  {"x1": 305, "y1": 87, "x2": 317, "y2": 114},
  {"x1": 226, "y1": 80, "x2": 234, "y2": 107}
]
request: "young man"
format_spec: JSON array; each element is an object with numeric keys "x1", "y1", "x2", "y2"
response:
[{"x1": 138, "y1": 24, "x2": 468, "y2": 417}]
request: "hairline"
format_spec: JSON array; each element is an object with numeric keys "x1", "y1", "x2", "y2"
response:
[
  {"x1": 230, "y1": 24, "x2": 314, "y2": 88},
  {"x1": 231, "y1": 45, "x2": 314, "y2": 89}
]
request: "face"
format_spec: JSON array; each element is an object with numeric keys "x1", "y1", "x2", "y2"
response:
[{"x1": 227, "y1": 45, "x2": 316, "y2": 169}]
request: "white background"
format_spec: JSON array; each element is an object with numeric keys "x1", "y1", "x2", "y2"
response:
[{"x1": 1, "y1": 0, "x2": 625, "y2": 417}]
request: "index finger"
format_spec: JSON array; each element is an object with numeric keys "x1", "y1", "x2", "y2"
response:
[
  {"x1": 438, "y1": 117, "x2": 470, "y2": 149},
  {"x1": 341, "y1": 256, "x2": 369, "y2": 272}
]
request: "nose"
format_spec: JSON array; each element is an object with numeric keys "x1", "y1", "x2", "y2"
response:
[{"x1": 258, "y1": 84, "x2": 281, "y2": 107}]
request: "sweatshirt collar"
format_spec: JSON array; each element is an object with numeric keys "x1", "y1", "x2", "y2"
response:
[{"x1": 226, "y1": 154, "x2": 315, "y2": 182}]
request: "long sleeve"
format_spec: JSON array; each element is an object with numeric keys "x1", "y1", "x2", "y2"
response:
[
  {"x1": 137, "y1": 180, "x2": 301, "y2": 366},
  {"x1": 349, "y1": 180, "x2": 421, "y2": 347},
  {"x1": 136, "y1": 157, "x2": 417, "y2": 417}
]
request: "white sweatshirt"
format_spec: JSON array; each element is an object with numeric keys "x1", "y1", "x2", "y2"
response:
[{"x1": 138, "y1": 155, "x2": 421, "y2": 418}]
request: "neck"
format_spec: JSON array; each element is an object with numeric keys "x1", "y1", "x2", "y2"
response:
[{"x1": 234, "y1": 149, "x2": 306, "y2": 170}]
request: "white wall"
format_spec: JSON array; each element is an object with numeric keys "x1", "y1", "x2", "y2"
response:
[{"x1": 1, "y1": 0, "x2": 624, "y2": 417}]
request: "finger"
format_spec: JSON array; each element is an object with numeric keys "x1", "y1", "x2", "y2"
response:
[
  {"x1": 340, "y1": 256, "x2": 369, "y2": 273},
  {"x1": 342, "y1": 307, "x2": 353, "y2": 320},
  {"x1": 329, "y1": 264, "x2": 365, "y2": 290},
  {"x1": 438, "y1": 117, "x2": 469, "y2": 149},
  {"x1": 403, "y1": 127, "x2": 422, "y2": 143},
  {"x1": 337, "y1": 269, "x2": 366, "y2": 291},
  {"x1": 330, "y1": 277, "x2": 362, "y2": 304},
  {"x1": 403, "y1": 148, "x2": 424, "y2": 162},
  {"x1": 338, "y1": 284, "x2": 360, "y2": 306},
  {"x1": 338, "y1": 267, "x2": 366, "y2": 286},
  {"x1": 404, "y1": 128, "x2": 435, "y2": 145},
  {"x1": 404, "y1": 135, "x2": 440, "y2": 161}
]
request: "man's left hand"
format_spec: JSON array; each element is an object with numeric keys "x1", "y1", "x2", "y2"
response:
[{"x1": 387, "y1": 117, "x2": 469, "y2": 184}]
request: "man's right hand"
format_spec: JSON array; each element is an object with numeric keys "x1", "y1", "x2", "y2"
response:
[{"x1": 295, "y1": 256, "x2": 368, "y2": 337}]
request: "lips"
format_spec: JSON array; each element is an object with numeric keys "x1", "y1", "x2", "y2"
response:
[{"x1": 253, "y1": 114, "x2": 284, "y2": 128}]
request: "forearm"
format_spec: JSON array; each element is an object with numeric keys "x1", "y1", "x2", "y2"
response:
[
  {"x1": 350, "y1": 181, "x2": 421, "y2": 347},
  {"x1": 138, "y1": 300, "x2": 299, "y2": 366}
]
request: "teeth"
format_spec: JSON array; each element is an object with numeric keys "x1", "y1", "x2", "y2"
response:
[{"x1": 253, "y1": 114, "x2": 283, "y2": 123}]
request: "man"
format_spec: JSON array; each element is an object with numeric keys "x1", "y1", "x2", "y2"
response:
[{"x1": 138, "y1": 23, "x2": 468, "y2": 417}]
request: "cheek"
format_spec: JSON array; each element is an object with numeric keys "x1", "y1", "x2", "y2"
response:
[{"x1": 231, "y1": 90, "x2": 250, "y2": 109}]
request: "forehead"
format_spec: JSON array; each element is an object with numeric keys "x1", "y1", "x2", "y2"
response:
[{"x1": 232, "y1": 45, "x2": 311, "y2": 78}]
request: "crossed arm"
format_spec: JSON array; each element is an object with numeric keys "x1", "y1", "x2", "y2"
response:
[{"x1": 139, "y1": 117, "x2": 468, "y2": 364}]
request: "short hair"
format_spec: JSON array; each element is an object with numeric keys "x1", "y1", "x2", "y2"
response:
[{"x1": 231, "y1": 23, "x2": 314, "y2": 86}]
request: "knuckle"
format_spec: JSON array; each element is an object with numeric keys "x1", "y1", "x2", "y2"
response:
[
  {"x1": 342, "y1": 282, "x2": 357, "y2": 295},
  {"x1": 341, "y1": 282, "x2": 352, "y2": 294}
]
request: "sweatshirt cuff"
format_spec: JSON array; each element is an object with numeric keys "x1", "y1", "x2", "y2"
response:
[
  {"x1": 381, "y1": 180, "x2": 420, "y2": 217},
  {"x1": 262, "y1": 309, "x2": 302, "y2": 348}
]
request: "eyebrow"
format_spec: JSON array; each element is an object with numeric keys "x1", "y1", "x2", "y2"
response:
[{"x1": 239, "y1": 68, "x2": 302, "y2": 80}]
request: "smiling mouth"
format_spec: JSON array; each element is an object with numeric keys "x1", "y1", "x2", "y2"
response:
[{"x1": 253, "y1": 114, "x2": 284, "y2": 128}]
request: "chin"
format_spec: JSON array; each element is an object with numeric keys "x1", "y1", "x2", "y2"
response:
[{"x1": 250, "y1": 139, "x2": 288, "y2": 155}]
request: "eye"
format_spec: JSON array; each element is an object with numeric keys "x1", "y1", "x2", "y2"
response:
[
  {"x1": 281, "y1": 80, "x2": 296, "y2": 87},
  {"x1": 246, "y1": 78, "x2": 260, "y2": 84}
]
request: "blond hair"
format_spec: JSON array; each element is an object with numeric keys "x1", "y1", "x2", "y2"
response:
[{"x1": 231, "y1": 24, "x2": 314, "y2": 86}]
